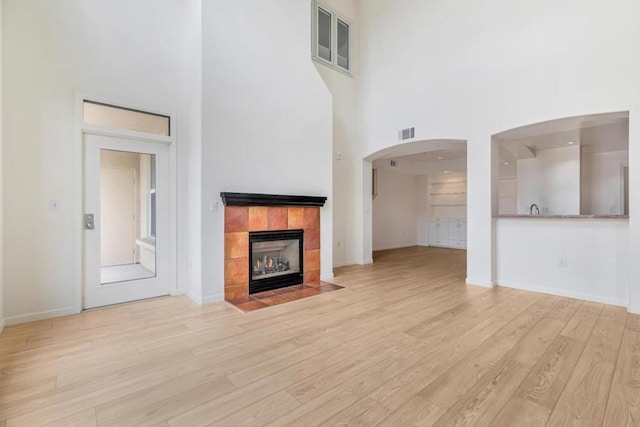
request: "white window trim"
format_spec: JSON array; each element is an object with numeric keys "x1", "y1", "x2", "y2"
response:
[{"x1": 311, "y1": 0, "x2": 353, "y2": 77}]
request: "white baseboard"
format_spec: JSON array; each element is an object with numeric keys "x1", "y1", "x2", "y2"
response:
[
  {"x1": 333, "y1": 259, "x2": 359, "y2": 268},
  {"x1": 186, "y1": 290, "x2": 203, "y2": 305},
  {"x1": 4, "y1": 306, "x2": 80, "y2": 326},
  {"x1": 202, "y1": 293, "x2": 224, "y2": 305},
  {"x1": 362, "y1": 258, "x2": 373, "y2": 265},
  {"x1": 498, "y1": 280, "x2": 628, "y2": 308},
  {"x1": 373, "y1": 243, "x2": 418, "y2": 252},
  {"x1": 465, "y1": 277, "x2": 495, "y2": 288},
  {"x1": 0, "y1": 318, "x2": 5, "y2": 334},
  {"x1": 186, "y1": 291, "x2": 223, "y2": 305},
  {"x1": 627, "y1": 301, "x2": 640, "y2": 315},
  {"x1": 321, "y1": 273, "x2": 334, "y2": 281}
]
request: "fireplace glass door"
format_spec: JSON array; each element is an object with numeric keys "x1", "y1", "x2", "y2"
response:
[{"x1": 249, "y1": 230, "x2": 304, "y2": 293}]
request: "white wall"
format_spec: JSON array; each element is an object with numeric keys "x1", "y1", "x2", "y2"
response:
[
  {"x1": 182, "y1": 0, "x2": 203, "y2": 304},
  {"x1": 581, "y1": 150, "x2": 628, "y2": 215},
  {"x1": 316, "y1": 0, "x2": 361, "y2": 268},
  {"x1": 372, "y1": 169, "x2": 418, "y2": 251},
  {"x1": 0, "y1": 0, "x2": 4, "y2": 332},
  {"x1": 357, "y1": 0, "x2": 640, "y2": 297},
  {"x1": 497, "y1": 218, "x2": 629, "y2": 306},
  {"x1": 498, "y1": 178, "x2": 517, "y2": 215},
  {"x1": 516, "y1": 146, "x2": 580, "y2": 215},
  {"x1": 3, "y1": 0, "x2": 194, "y2": 322},
  {"x1": 200, "y1": 0, "x2": 333, "y2": 302},
  {"x1": 416, "y1": 175, "x2": 429, "y2": 246}
]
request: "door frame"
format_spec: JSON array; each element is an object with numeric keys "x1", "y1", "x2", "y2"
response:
[{"x1": 74, "y1": 92, "x2": 178, "y2": 311}]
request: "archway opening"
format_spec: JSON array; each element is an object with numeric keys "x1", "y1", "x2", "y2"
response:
[{"x1": 362, "y1": 139, "x2": 468, "y2": 276}]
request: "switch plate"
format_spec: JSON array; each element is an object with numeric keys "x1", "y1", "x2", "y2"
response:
[{"x1": 49, "y1": 200, "x2": 60, "y2": 211}]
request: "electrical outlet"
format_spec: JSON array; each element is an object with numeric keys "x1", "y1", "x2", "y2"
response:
[{"x1": 558, "y1": 257, "x2": 568, "y2": 268}]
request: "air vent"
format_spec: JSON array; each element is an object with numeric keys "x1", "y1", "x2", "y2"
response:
[
  {"x1": 390, "y1": 160, "x2": 397, "y2": 167},
  {"x1": 398, "y1": 127, "x2": 415, "y2": 140}
]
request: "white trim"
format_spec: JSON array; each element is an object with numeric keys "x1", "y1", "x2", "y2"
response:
[
  {"x1": 498, "y1": 280, "x2": 628, "y2": 308},
  {"x1": 75, "y1": 92, "x2": 179, "y2": 310},
  {"x1": 202, "y1": 293, "x2": 224, "y2": 304},
  {"x1": 362, "y1": 258, "x2": 374, "y2": 265},
  {"x1": 321, "y1": 273, "x2": 335, "y2": 281},
  {"x1": 4, "y1": 306, "x2": 80, "y2": 326},
  {"x1": 465, "y1": 277, "x2": 495, "y2": 288},
  {"x1": 628, "y1": 301, "x2": 640, "y2": 315},
  {"x1": 187, "y1": 291, "x2": 224, "y2": 305},
  {"x1": 186, "y1": 290, "x2": 203, "y2": 305},
  {"x1": 0, "y1": 319, "x2": 5, "y2": 334},
  {"x1": 333, "y1": 259, "x2": 360, "y2": 268},
  {"x1": 373, "y1": 243, "x2": 420, "y2": 252}
]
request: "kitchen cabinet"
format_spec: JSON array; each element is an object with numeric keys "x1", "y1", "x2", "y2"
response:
[{"x1": 428, "y1": 218, "x2": 466, "y2": 249}]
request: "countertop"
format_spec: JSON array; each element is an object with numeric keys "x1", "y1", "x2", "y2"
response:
[{"x1": 495, "y1": 214, "x2": 629, "y2": 219}]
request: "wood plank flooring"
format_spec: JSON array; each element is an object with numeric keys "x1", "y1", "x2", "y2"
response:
[{"x1": 0, "y1": 246, "x2": 638, "y2": 426}]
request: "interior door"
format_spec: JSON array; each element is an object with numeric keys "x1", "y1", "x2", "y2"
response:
[{"x1": 83, "y1": 133, "x2": 169, "y2": 309}]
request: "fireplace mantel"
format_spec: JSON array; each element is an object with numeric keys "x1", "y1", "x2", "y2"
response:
[{"x1": 220, "y1": 192, "x2": 327, "y2": 207}]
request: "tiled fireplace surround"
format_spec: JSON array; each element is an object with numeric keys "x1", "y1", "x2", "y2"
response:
[{"x1": 224, "y1": 205, "x2": 321, "y2": 302}]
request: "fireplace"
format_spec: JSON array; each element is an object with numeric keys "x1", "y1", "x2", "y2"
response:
[
  {"x1": 249, "y1": 229, "x2": 304, "y2": 293},
  {"x1": 221, "y1": 192, "x2": 326, "y2": 302}
]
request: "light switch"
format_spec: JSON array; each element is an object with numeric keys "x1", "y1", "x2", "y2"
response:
[{"x1": 49, "y1": 200, "x2": 60, "y2": 212}]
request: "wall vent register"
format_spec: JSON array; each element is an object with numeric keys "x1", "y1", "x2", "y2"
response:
[{"x1": 399, "y1": 127, "x2": 415, "y2": 140}]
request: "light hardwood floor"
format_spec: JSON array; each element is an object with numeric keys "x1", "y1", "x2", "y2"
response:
[{"x1": 0, "y1": 246, "x2": 639, "y2": 426}]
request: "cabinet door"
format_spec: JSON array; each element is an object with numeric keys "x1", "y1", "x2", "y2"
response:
[
  {"x1": 458, "y1": 220, "x2": 467, "y2": 242},
  {"x1": 436, "y1": 220, "x2": 449, "y2": 245},
  {"x1": 428, "y1": 221, "x2": 438, "y2": 245},
  {"x1": 448, "y1": 220, "x2": 459, "y2": 243}
]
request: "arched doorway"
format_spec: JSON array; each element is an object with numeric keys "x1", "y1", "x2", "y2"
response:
[{"x1": 361, "y1": 139, "x2": 468, "y2": 275}]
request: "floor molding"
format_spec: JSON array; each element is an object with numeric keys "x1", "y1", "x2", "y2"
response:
[
  {"x1": 201, "y1": 293, "x2": 224, "y2": 305},
  {"x1": 373, "y1": 243, "x2": 419, "y2": 252},
  {"x1": 321, "y1": 273, "x2": 334, "y2": 281},
  {"x1": 186, "y1": 290, "x2": 203, "y2": 305},
  {"x1": 187, "y1": 291, "x2": 223, "y2": 305},
  {"x1": 4, "y1": 306, "x2": 80, "y2": 326},
  {"x1": 465, "y1": 277, "x2": 495, "y2": 288},
  {"x1": 333, "y1": 259, "x2": 360, "y2": 268},
  {"x1": 498, "y1": 280, "x2": 628, "y2": 308}
]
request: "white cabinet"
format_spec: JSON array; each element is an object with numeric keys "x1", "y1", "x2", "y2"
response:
[
  {"x1": 429, "y1": 218, "x2": 466, "y2": 249},
  {"x1": 448, "y1": 219, "x2": 467, "y2": 249},
  {"x1": 428, "y1": 219, "x2": 449, "y2": 246}
]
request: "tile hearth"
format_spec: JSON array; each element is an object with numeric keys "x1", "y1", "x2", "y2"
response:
[{"x1": 227, "y1": 281, "x2": 344, "y2": 312}]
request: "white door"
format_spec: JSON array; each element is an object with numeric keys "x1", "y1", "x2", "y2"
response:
[{"x1": 84, "y1": 133, "x2": 170, "y2": 309}]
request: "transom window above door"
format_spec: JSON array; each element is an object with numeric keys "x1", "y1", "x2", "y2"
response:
[{"x1": 83, "y1": 100, "x2": 170, "y2": 136}]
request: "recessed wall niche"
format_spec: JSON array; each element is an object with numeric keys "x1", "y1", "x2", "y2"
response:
[{"x1": 493, "y1": 112, "x2": 629, "y2": 217}]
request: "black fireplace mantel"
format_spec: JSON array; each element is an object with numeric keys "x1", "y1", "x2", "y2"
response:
[{"x1": 220, "y1": 192, "x2": 327, "y2": 207}]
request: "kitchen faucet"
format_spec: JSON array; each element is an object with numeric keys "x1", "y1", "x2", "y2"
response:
[{"x1": 529, "y1": 203, "x2": 540, "y2": 215}]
